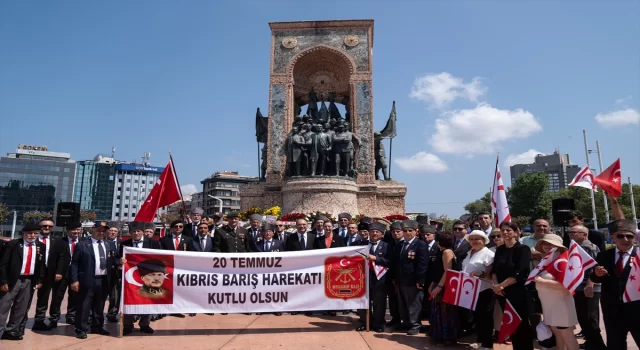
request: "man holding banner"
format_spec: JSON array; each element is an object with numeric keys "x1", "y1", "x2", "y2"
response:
[{"x1": 356, "y1": 222, "x2": 390, "y2": 333}]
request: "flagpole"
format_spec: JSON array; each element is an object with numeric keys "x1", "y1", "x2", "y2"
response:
[
  {"x1": 630, "y1": 177, "x2": 638, "y2": 224},
  {"x1": 169, "y1": 153, "x2": 188, "y2": 218},
  {"x1": 582, "y1": 131, "x2": 599, "y2": 230},
  {"x1": 490, "y1": 153, "x2": 499, "y2": 221},
  {"x1": 596, "y1": 141, "x2": 610, "y2": 223}
]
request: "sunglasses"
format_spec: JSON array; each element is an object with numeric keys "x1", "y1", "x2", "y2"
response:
[
  {"x1": 174, "y1": 225, "x2": 184, "y2": 228},
  {"x1": 490, "y1": 235, "x2": 502, "y2": 239},
  {"x1": 453, "y1": 227, "x2": 466, "y2": 232},
  {"x1": 277, "y1": 224, "x2": 285, "y2": 227},
  {"x1": 616, "y1": 234, "x2": 635, "y2": 240}
]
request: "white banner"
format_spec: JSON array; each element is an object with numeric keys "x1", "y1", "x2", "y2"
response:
[{"x1": 121, "y1": 246, "x2": 369, "y2": 314}]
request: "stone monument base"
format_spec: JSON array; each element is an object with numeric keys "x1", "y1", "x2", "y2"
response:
[{"x1": 240, "y1": 177, "x2": 407, "y2": 217}]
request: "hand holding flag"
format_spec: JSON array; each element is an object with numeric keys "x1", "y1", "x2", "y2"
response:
[
  {"x1": 135, "y1": 155, "x2": 183, "y2": 222},
  {"x1": 498, "y1": 300, "x2": 522, "y2": 343}
]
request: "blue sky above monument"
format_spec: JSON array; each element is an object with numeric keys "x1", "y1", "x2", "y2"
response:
[{"x1": 1, "y1": 0, "x2": 638, "y2": 217}]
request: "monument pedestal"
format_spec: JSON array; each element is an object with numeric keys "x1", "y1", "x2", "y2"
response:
[{"x1": 240, "y1": 178, "x2": 407, "y2": 217}]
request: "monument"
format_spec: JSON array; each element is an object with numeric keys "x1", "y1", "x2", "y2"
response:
[{"x1": 241, "y1": 20, "x2": 407, "y2": 217}]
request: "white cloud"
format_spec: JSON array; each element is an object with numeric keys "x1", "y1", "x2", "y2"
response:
[
  {"x1": 595, "y1": 108, "x2": 640, "y2": 128},
  {"x1": 430, "y1": 103, "x2": 543, "y2": 155},
  {"x1": 180, "y1": 184, "x2": 198, "y2": 195},
  {"x1": 409, "y1": 72, "x2": 486, "y2": 109},
  {"x1": 506, "y1": 149, "x2": 547, "y2": 167},
  {"x1": 394, "y1": 152, "x2": 449, "y2": 173}
]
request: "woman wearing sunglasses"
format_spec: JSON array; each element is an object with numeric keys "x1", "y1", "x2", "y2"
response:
[{"x1": 488, "y1": 230, "x2": 507, "y2": 344}]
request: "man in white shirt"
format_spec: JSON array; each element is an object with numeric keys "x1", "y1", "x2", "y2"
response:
[
  {"x1": 26, "y1": 218, "x2": 56, "y2": 332},
  {"x1": 333, "y1": 212, "x2": 352, "y2": 240}
]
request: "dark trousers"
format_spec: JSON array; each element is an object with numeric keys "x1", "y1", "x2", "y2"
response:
[
  {"x1": 107, "y1": 275, "x2": 121, "y2": 317},
  {"x1": 358, "y1": 283, "x2": 387, "y2": 329},
  {"x1": 0, "y1": 277, "x2": 34, "y2": 335},
  {"x1": 398, "y1": 284, "x2": 423, "y2": 331},
  {"x1": 49, "y1": 276, "x2": 77, "y2": 322},
  {"x1": 498, "y1": 290, "x2": 534, "y2": 350},
  {"x1": 385, "y1": 283, "x2": 400, "y2": 322},
  {"x1": 75, "y1": 276, "x2": 109, "y2": 333},
  {"x1": 473, "y1": 289, "x2": 495, "y2": 348},
  {"x1": 573, "y1": 291, "x2": 605, "y2": 350},
  {"x1": 601, "y1": 300, "x2": 640, "y2": 350},
  {"x1": 20, "y1": 280, "x2": 50, "y2": 330}
]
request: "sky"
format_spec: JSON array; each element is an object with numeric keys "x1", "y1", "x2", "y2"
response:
[{"x1": 1, "y1": 0, "x2": 639, "y2": 218}]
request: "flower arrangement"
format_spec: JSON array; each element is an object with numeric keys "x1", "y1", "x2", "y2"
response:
[
  {"x1": 239, "y1": 206, "x2": 263, "y2": 220},
  {"x1": 280, "y1": 212, "x2": 307, "y2": 222},
  {"x1": 385, "y1": 214, "x2": 409, "y2": 222},
  {"x1": 305, "y1": 211, "x2": 336, "y2": 223},
  {"x1": 263, "y1": 206, "x2": 281, "y2": 218}
]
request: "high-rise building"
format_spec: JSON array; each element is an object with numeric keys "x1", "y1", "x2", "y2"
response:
[
  {"x1": 0, "y1": 144, "x2": 76, "y2": 223},
  {"x1": 201, "y1": 171, "x2": 259, "y2": 216},
  {"x1": 74, "y1": 154, "x2": 166, "y2": 221},
  {"x1": 509, "y1": 151, "x2": 581, "y2": 193}
]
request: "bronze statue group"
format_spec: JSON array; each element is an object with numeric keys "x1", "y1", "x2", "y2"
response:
[{"x1": 1, "y1": 207, "x2": 638, "y2": 350}]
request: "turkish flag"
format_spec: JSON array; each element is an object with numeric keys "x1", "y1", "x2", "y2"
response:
[
  {"x1": 135, "y1": 157, "x2": 182, "y2": 222},
  {"x1": 498, "y1": 299, "x2": 522, "y2": 343},
  {"x1": 624, "y1": 250, "x2": 640, "y2": 303},
  {"x1": 594, "y1": 158, "x2": 622, "y2": 198},
  {"x1": 442, "y1": 270, "x2": 481, "y2": 311}
]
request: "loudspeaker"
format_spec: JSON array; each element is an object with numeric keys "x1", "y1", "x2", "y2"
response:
[
  {"x1": 56, "y1": 202, "x2": 80, "y2": 227},
  {"x1": 552, "y1": 198, "x2": 575, "y2": 226}
]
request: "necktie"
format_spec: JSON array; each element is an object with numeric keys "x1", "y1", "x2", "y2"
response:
[
  {"x1": 340, "y1": 229, "x2": 345, "y2": 238},
  {"x1": 43, "y1": 236, "x2": 47, "y2": 245},
  {"x1": 266, "y1": 241, "x2": 271, "y2": 252},
  {"x1": 201, "y1": 237, "x2": 206, "y2": 251},
  {"x1": 71, "y1": 238, "x2": 76, "y2": 254},
  {"x1": 24, "y1": 243, "x2": 33, "y2": 275},
  {"x1": 454, "y1": 240, "x2": 460, "y2": 250},
  {"x1": 97, "y1": 240, "x2": 106, "y2": 270},
  {"x1": 300, "y1": 234, "x2": 306, "y2": 250},
  {"x1": 134, "y1": 241, "x2": 141, "y2": 248},
  {"x1": 347, "y1": 237, "x2": 352, "y2": 247},
  {"x1": 174, "y1": 236, "x2": 180, "y2": 250},
  {"x1": 401, "y1": 241, "x2": 408, "y2": 253},
  {"x1": 193, "y1": 223, "x2": 198, "y2": 236},
  {"x1": 616, "y1": 251, "x2": 626, "y2": 275},
  {"x1": 370, "y1": 244, "x2": 375, "y2": 254}
]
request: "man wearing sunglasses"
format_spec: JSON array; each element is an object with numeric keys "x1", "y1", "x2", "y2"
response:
[{"x1": 591, "y1": 219, "x2": 640, "y2": 350}]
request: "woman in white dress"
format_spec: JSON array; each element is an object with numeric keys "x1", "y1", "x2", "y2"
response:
[
  {"x1": 462, "y1": 230, "x2": 495, "y2": 350},
  {"x1": 534, "y1": 234, "x2": 579, "y2": 350}
]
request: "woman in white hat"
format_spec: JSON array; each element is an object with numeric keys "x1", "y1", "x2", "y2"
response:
[
  {"x1": 534, "y1": 234, "x2": 579, "y2": 350},
  {"x1": 461, "y1": 230, "x2": 495, "y2": 350}
]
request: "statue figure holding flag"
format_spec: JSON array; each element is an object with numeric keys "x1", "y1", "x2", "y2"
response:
[{"x1": 374, "y1": 101, "x2": 397, "y2": 181}]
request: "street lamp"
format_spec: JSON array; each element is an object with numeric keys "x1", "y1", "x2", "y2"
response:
[{"x1": 207, "y1": 195, "x2": 223, "y2": 214}]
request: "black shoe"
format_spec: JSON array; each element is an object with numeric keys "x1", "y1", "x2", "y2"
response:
[
  {"x1": 49, "y1": 321, "x2": 58, "y2": 329},
  {"x1": 373, "y1": 327, "x2": 384, "y2": 333},
  {"x1": 274, "y1": 312, "x2": 282, "y2": 316},
  {"x1": 205, "y1": 313, "x2": 215, "y2": 316},
  {"x1": 356, "y1": 326, "x2": 366, "y2": 331},
  {"x1": 140, "y1": 326, "x2": 154, "y2": 334},
  {"x1": 304, "y1": 312, "x2": 313, "y2": 316},
  {"x1": 395, "y1": 324, "x2": 410, "y2": 330},
  {"x1": 386, "y1": 319, "x2": 400, "y2": 327},
  {"x1": 291, "y1": 312, "x2": 299, "y2": 315},
  {"x1": 66, "y1": 318, "x2": 75, "y2": 325},
  {"x1": 32, "y1": 321, "x2": 52, "y2": 331},
  {"x1": 107, "y1": 316, "x2": 118, "y2": 323},
  {"x1": 341, "y1": 311, "x2": 350, "y2": 315},
  {"x1": 76, "y1": 331, "x2": 88, "y2": 339},
  {"x1": 1, "y1": 332, "x2": 23, "y2": 340},
  {"x1": 189, "y1": 314, "x2": 196, "y2": 317},
  {"x1": 123, "y1": 327, "x2": 133, "y2": 336},
  {"x1": 579, "y1": 344, "x2": 587, "y2": 349},
  {"x1": 90, "y1": 328, "x2": 110, "y2": 335},
  {"x1": 407, "y1": 329, "x2": 419, "y2": 336},
  {"x1": 170, "y1": 313, "x2": 186, "y2": 318},
  {"x1": 328, "y1": 311, "x2": 337, "y2": 316},
  {"x1": 150, "y1": 316, "x2": 158, "y2": 322},
  {"x1": 221, "y1": 313, "x2": 228, "y2": 315}
]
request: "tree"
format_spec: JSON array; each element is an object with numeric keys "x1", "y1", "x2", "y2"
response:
[
  {"x1": 463, "y1": 192, "x2": 491, "y2": 219},
  {"x1": 511, "y1": 216, "x2": 532, "y2": 229},
  {"x1": 158, "y1": 212, "x2": 179, "y2": 225},
  {"x1": 554, "y1": 183, "x2": 640, "y2": 226},
  {"x1": 0, "y1": 203, "x2": 9, "y2": 224},
  {"x1": 508, "y1": 172, "x2": 552, "y2": 220},
  {"x1": 23, "y1": 210, "x2": 53, "y2": 224}
]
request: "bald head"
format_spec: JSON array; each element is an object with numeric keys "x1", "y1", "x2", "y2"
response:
[{"x1": 569, "y1": 224, "x2": 588, "y2": 243}]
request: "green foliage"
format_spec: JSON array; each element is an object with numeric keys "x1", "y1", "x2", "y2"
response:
[
  {"x1": 80, "y1": 210, "x2": 97, "y2": 222},
  {"x1": 463, "y1": 192, "x2": 491, "y2": 218},
  {"x1": 508, "y1": 172, "x2": 552, "y2": 220},
  {"x1": 23, "y1": 210, "x2": 53, "y2": 225},
  {"x1": 0, "y1": 203, "x2": 9, "y2": 224}
]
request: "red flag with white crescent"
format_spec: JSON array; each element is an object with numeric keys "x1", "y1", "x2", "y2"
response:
[
  {"x1": 135, "y1": 157, "x2": 182, "y2": 222},
  {"x1": 593, "y1": 158, "x2": 622, "y2": 198},
  {"x1": 542, "y1": 241, "x2": 597, "y2": 294},
  {"x1": 442, "y1": 270, "x2": 481, "y2": 311},
  {"x1": 498, "y1": 299, "x2": 522, "y2": 343}
]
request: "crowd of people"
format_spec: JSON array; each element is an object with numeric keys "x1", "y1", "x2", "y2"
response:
[{"x1": 0, "y1": 207, "x2": 638, "y2": 350}]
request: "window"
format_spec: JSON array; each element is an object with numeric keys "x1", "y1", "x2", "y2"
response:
[
  {"x1": 118, "y1": 179, "x2": 122, "y2": 183},
  {"x1": 127, "y1": 179, "x2": 131, "y2": 183},
  {"x1": 117, "y1": 196, "x2": 121, "y2": 200},
  {"x1": 125, "y1": 204, "x2": 129, "y2": 208},
  {"x1": 118, "y1": 187, "x2": 122, "y2": 191},
  {"x1": 126, "y1": 187, "x2": 130, "y2": 191},
  {"x1": 134, "y1": 179, "x2": 138, "y2": 183},
  {"x1": 125, "y1": 196, "x2": 129, "y2": 200},
  {"x1": 124, "y1": 213, "x2": 128, "y2": 217},
  {"x1": 116, "y1": 204, "x2": 120, "y2": 208},
  {"x1": 141, "y1": 180, "x2": 146, "y2": 184},
  {"x1": 133, "y1": 205, "x2": 137, "y2": 209},
  {"x1": 133, "y1": 196, "x2": 137, "y2": 201}
]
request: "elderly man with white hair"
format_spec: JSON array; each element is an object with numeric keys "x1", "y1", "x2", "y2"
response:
[{"x1": 569, "y1": 224, "x2": 605, "y2": 350}]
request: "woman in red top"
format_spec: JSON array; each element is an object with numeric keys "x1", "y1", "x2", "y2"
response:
[{"x1": 314, "y1": 221, "x2": 345, "y2": 249}]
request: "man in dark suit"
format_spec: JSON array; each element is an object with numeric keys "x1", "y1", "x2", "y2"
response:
[
  {"x1": 385, "y1": 221, "x2": 404, "y2": 327},
  {"x1": 0, "y1": 223, "x2": 46, "y2": 340},
  {"x1": 106, "y1": 222, "x2": 124, "y2": 323},
  {"x1": 420, "y1": 225, "x2": 438, "y2": 322},
  {"x1": 121, "y1": 221, "x2": 158, "y2": 336},
  {"x1": 48, "y1": 221, "x2": 82, "y2": 328},
  {"x1": 343, "y1": 223, "x2": 362, "y2": 247},
  {"x1": 246, "y1": 214, "x2": 263, "y2": 243},
  {"x1": 333, "y1": 212, "x2": 351, "y2": 241},
  {"x1": 159, "y1": 219, "x2": 191, "y2": 318},
  {"x1": 24, "y1": 218, "x2": 57, "y2": 332},
  {"x1": 568, "y1": 210, "x2": 606, "y2": 253},
  {"x1": 192, "y1": 222, "x2": 216, "y2": 253},
  {"x1": 70, "y1": 221, "x2": 119, "y2": 339},
  {"x1": 393, "y1": 219, "x2": 428, "y2": 335},
  {"x1": 183, "y1": 207, "x2": 210, "y2": 238},
  {"x1": 591, "y1": 219, "x2": 640, "y2": 350},
  {"x1": 214, "y1": 212, "x2": 251, "y2": 253},
  {"x1": 356, "y1": 222, "x2": 391, "y2": 333},
  {"x1": 253, "y1": 223, "x2": 285, "y2": 253},
  {"x1": 284, "y1": 219, "x2": 316, "y2": 252},
  {"x1": 309, "y1": 215, "x2": 328, "y2": 239}
]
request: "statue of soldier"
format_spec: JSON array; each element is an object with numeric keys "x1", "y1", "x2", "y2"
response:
[
  {"x1": 308, "y1": 124, "x2": 321, "y2": 176},
  {"x1": 260, "y1": 144, "x2": 267, "y2": 180},
  {"x1": 300, "y1": 124, "x2": 312, "y2": 175},
  {"x1": 333, "y1": 123, "x2": 361, "y2": 177},
  {"x1": 307, "y1": 88, "x2": 319, "y2": 120},
  {"x1": 324, "y1": 122, "x2": 335, "y2": 175},
  {"x1": 285, "y1": 126, "x2": 304, "y2": 177},
  {"x1": 317, "y1": 124, "x2": 332, "y2": 176},
  {"x1": 374, "y1": 132, "x2": 389, "y2": 180}
]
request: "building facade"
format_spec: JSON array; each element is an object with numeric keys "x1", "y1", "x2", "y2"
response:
[
  {"x1": 0, "y1": 145, "x2": 76, "y2": 223},
  {"x1": 201, "y1": 171, "x2": 259, "y2": 216},
  {"x1": 112, "y1": 163, "x2": 165, "y2": 221},
  {"x1": 510, "y1": 152, "x2": 581, "y2": 193}
]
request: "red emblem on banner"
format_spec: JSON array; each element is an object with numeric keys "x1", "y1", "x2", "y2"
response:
[
  {"x1": 123, "y1": 254, "x2": 174, "y2": 305},
  {"x1": 324, "y1": 256, "x2": 366, "y2": 300}
]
